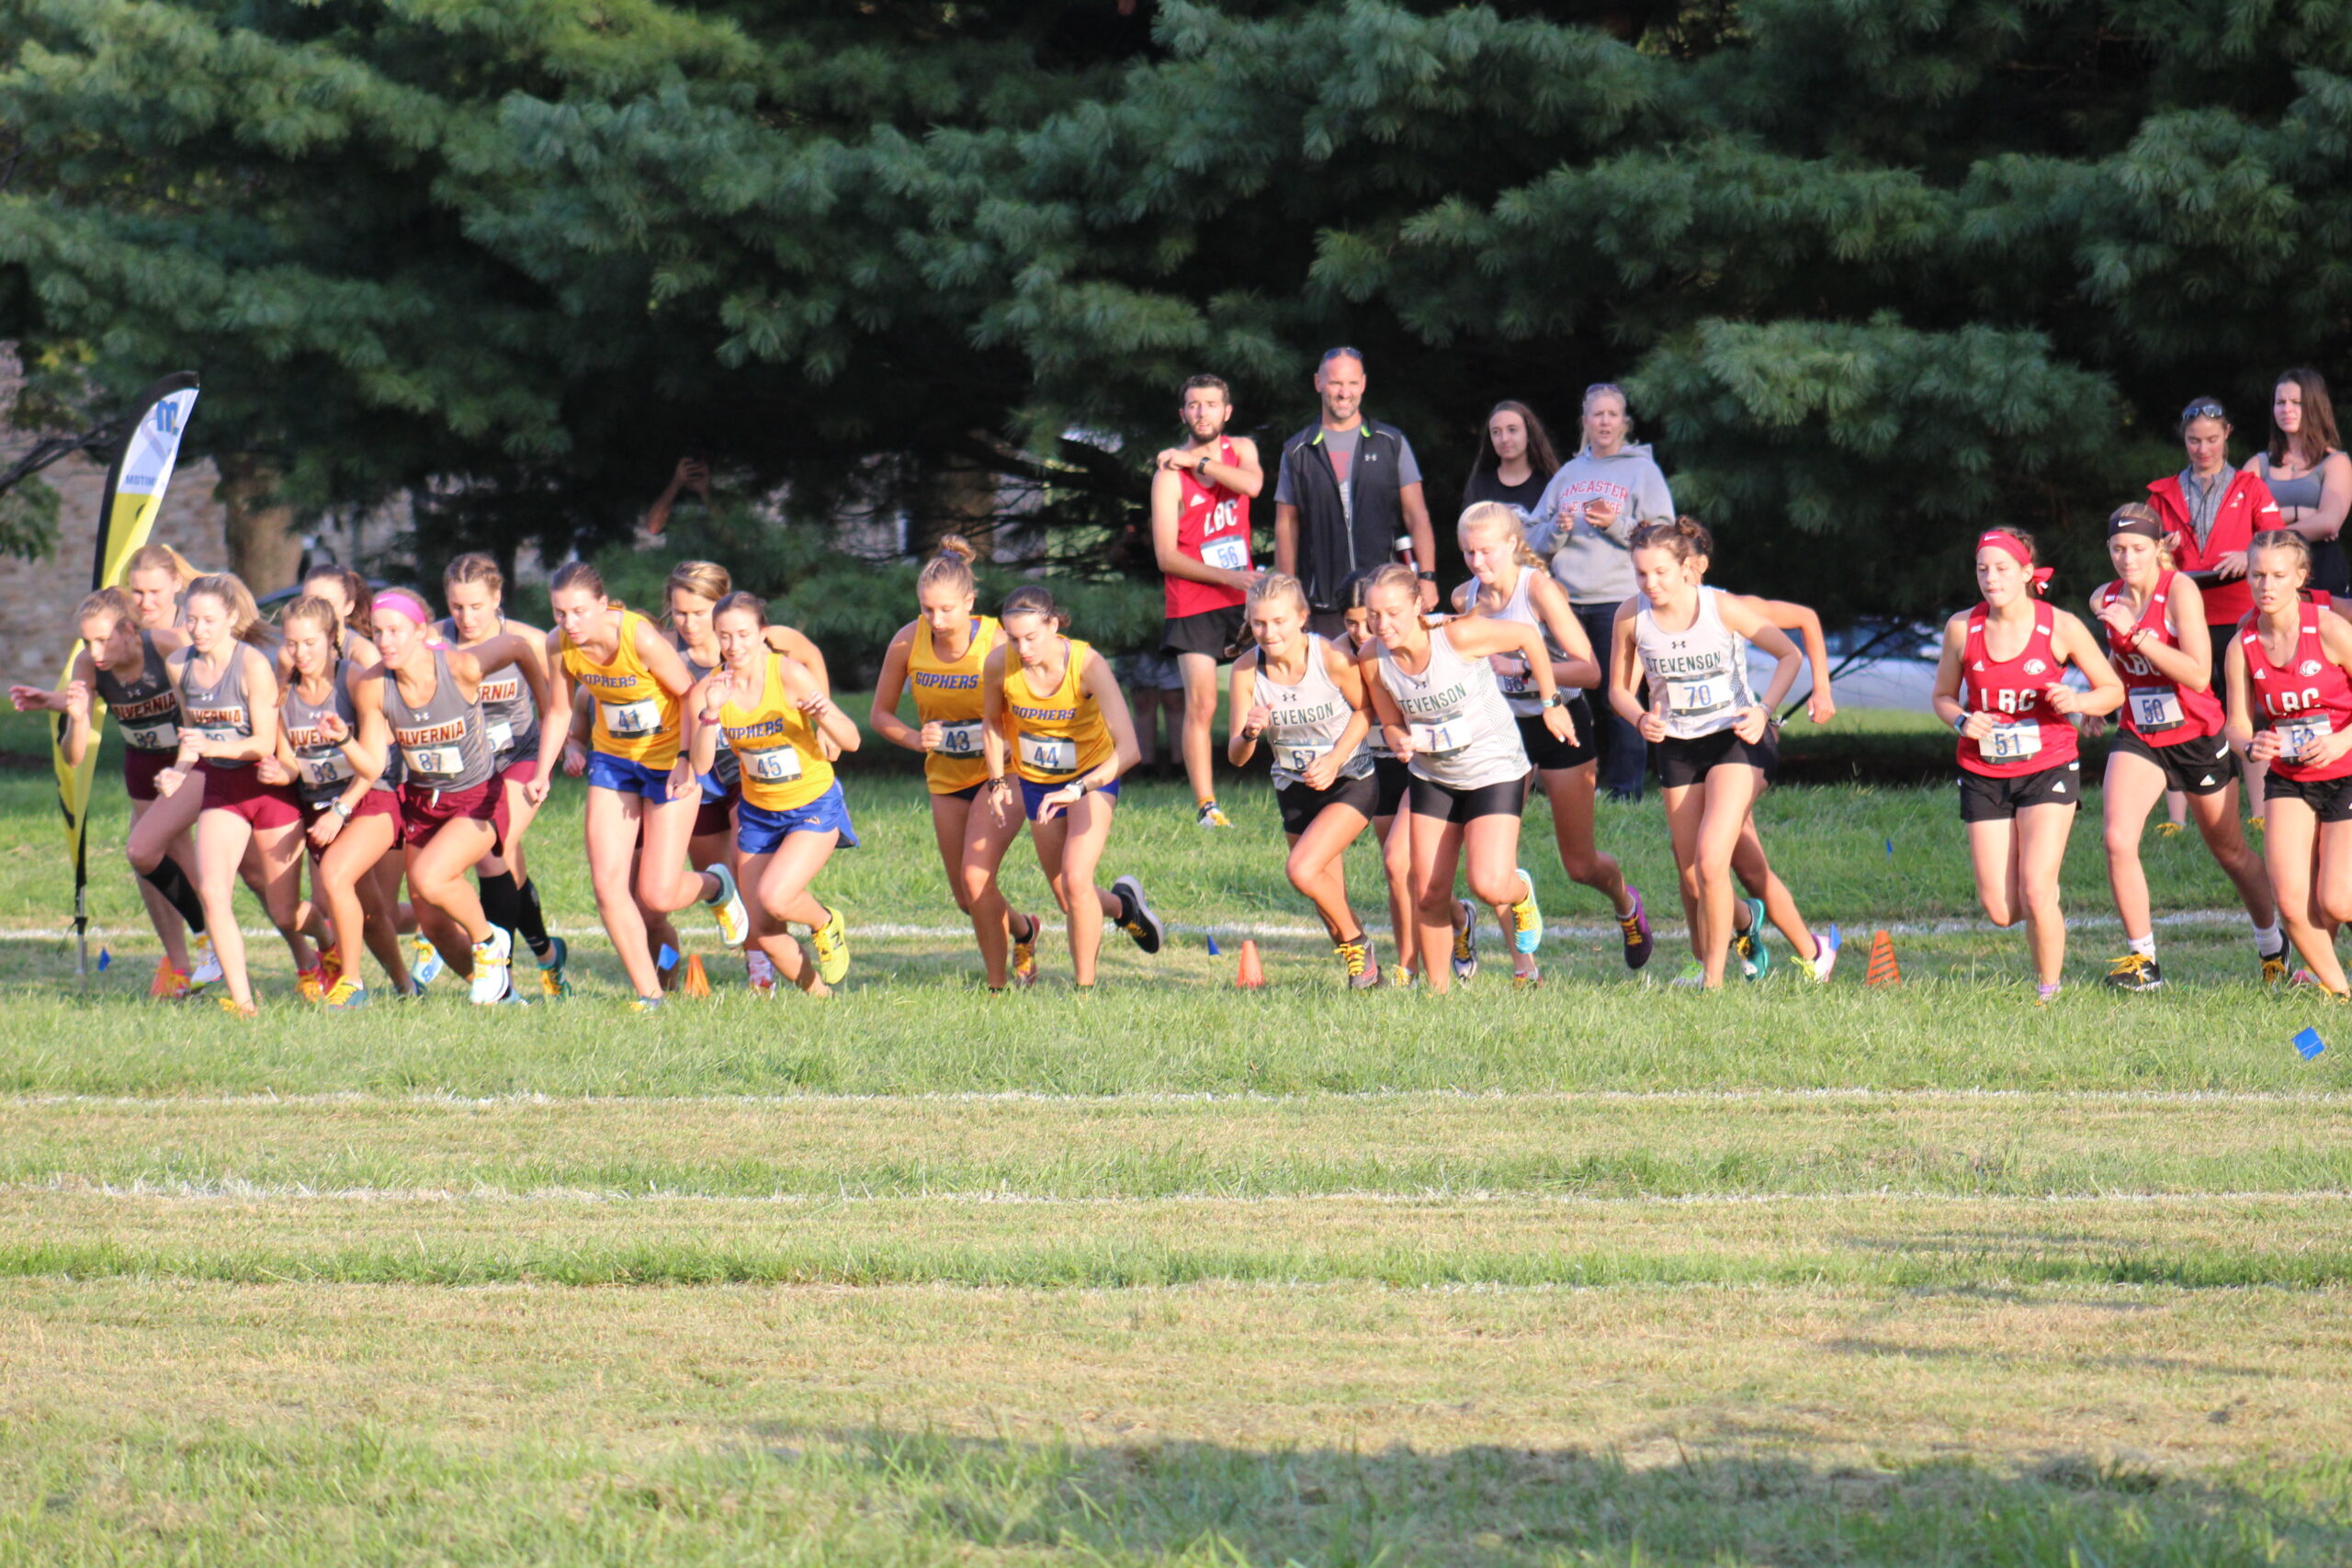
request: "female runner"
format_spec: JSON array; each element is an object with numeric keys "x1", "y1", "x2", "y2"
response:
[
  {"x1": 1459, "y1": 501, "x2": 1653, "y2": 973},
  {"x1": 687, "y1": 592, "x2": 862, "y2": 996},
  {"x1": 1716, "y1": 592, "x2": 1843, "y2": 982},
  {"x1": 1227, "y1": 572, "x2": 1383, "y2": 987},
  {"x1": 277, "y1": 594, "x2": 411, "y2": 1006},
  {"x1": 122, "y1": 543, "x2": 198, "y2": 635},
  {"x1": 153, "y1": 573, "x2": 319, "y2": 1014},
  {"x1": 868, "y1": 537, "x2": 1045, "y2": 989},
  {"x1": 546, "y1": 561, "x2": 749, "y2": 1009},
  {"x1": 361, "y1": 590, "x2": 556, "y2": 1006},
  {"x1": 1363, "y1": 561, "x2": 1564, "y2": 994},
  {"x1": 1930, "y1": 528, "x2": 2124, "y2": 1000},
  {"x1": 1339, "y1": 570, "x2": 1442, "y2": 986},
  {"x1": 972, "y1": 585, "x2": 1165, "y2": 988},
  {"x1": 2225, "y1": 532, "x2": 2352, "y2": 997},
  {"x1": 1611, "y1": 520, "x2": 1815, "y2": 991},
  {"x1": 2089, "y1": 505, "x2": 2282, "y2": 989},
  {"x1": 441, "y1": 553, "x2": 564, "y2": 995},
  {"x1": 8, "y1": 590, "x2": 204, "y2": 993}
]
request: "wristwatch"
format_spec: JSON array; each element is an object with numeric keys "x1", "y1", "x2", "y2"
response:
[
  {"x1": 333, "y1": 798, "x2": 355, "y2": 818},
  {"x1": 1952, "y1": 713, "x2": 1970, "y2": 735},
  {"x1": 1416, "y1": 570, "x2": 1437, "y2": 581},
  {"x1": 1540, "y1": 692, "x2": 1565, "y2": 709}
]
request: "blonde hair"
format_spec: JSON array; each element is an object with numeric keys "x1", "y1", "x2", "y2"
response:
[
  {"x1": 443, "y1": 552, "x2": 505, "y2": 597},
  {"x1": 279, "y1": 593, "x2": 345, "y2": 663},
  {"x1": 120, "y1": 542, "x2": 200, "y2": 587},
  {"x1": 2252, "y1": 528, "x2": 2313, "y2": 582},
  {"x1": 664, "y1": 559, "x2": 731, "y2": 612},
  {"x1": 1629, "y1": 515, "x2": 1715, "y2": 567},
  {"x1": 1457, "y1": 500, "x2": 1543, "y2": 570},
  {"x1": 918, "y1": 535, "x2": 979, "y2": 597},
  {"x1": 1360, "y1": 561, "x2": 1421, "y2": 610},
  {"x1": 181, "y1": 572, "x2": 273, "y2": 647},
  {"x1": 1245, "y1": 571, "x2": 1309, "y2": 619},
  {"x1": 713, "y1": 590, "x2": 767, "y2": 627},
  {"x1": 74, "y1": 587, "x2": 135, "y2": 634},
  {"x1": 2107, "y1": 503, "x2": 2176, "y2": 570}
]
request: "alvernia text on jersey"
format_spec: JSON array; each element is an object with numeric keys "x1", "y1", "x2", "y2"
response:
[{"x1": 394, "y1": 718, "x2": 467, "y2": 748}]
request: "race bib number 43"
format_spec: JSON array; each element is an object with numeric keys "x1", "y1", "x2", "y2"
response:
[
  {"x1": 934, "y1": 721, "x2": 983, "y2": 757},
  {"x1": 1020, "y1": 733, "x2": 1079, "y2": 774}
]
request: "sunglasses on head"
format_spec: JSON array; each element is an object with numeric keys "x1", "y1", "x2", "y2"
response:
[{"x1": 2182, "y1": 399, "x2": 2227, "y2": 423}]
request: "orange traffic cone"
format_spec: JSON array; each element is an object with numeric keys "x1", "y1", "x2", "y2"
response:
[
  {"x1": 1864, "y1": 929, "x2": 1901, "y2": 987},
  {"x1": 1236, "y1": 938, "x2": 1267, "y2": 989},
  {"x1": 680, "y1": 953, "x2": 712, "y2": 998}
]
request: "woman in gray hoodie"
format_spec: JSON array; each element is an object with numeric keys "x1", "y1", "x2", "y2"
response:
[{"x1": 1526, "y1": 383, "x2": 1677, "y2": 799}]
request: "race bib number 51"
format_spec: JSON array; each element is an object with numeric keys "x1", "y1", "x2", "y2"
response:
[{"x1": 1983, "y1": 722, "x2": 2042, "y2": 763}]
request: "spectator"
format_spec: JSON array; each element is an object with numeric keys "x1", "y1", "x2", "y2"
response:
[
  {"x1": 1118, "y1": 650, "x2": 1187, "y2": 783},
  {"x1": 2247, "y1": 369, "x2": 2352, "y2": 599},
  {"x1": 644, "y1": 455, "x2": 712, "y2": 537},
  {"x1": 1273, "y1": 348, "x2": 1439, "y2": 638},
  {"x1": 1462, "y1": 400, "x2": 1562, "y2": 520},
  {"x1": 1527, "y1": 382, "x2": 1676, "y2": 801},
  {"x1": 1149, "y1": 374, "x2": 1265, "y2": 828}
]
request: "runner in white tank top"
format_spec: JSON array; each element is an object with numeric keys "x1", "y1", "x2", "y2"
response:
[
  {"x1": 1360, "y1": 562, "x2": 1570, "y2": 995},
  {"x1": 1340, "y1": 570, "x2": 1456, "y2": 988},
  {"x1": 1460, "y1": 501, "x2": 1654, "y2": 978},
  {"x1": 1610, "y1": 519, "x2": 1809, "y2": 991},
  {"x1": 1227, "y1": 577, "x2": 1383, "y2": 988}
]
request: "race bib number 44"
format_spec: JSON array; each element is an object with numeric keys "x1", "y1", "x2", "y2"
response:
[
  {"x1": 601, "y1": 698, "x2": 662, "y2": 738},
  {"x1": 2128, "y1": 687, "x2": 2186, "y2": 732},
  {"x1": 1983, "y1": 721, "x2": 2042, "y2": 763},
  {"x1": 1020, "y1": 733, "x2": 1079, "y2": 774}
]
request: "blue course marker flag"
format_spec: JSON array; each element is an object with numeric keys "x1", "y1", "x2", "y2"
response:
[
  {"x1": 1206, "y1": 934, "x2": 1220, "y2": 956},
  {"x1": 658, "y1": 944, "x2": 679, "y2": 972},
  {"x1": 2296, "y1": 1028, "x2": 2327, "y2": 1061},
  {"x1": 1884, "y1": 837, "x2": 1894, "y2": 859},
  {"x1": 96, "y1": 948, "x2": 110, "y2": 972}
]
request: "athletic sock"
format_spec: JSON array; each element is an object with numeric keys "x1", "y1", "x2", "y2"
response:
[
  {"x1": 2128, "y1": 933, "x2": 2156, "y2": 960},
  {"x1": 141, "y1": 859, "x2": 206, "y2": 931},
  {"x1": 2254, "y1": 919, "x2": 2285, "y2": 957},
  {"x1": 515, "y1": 876, "x2": 551, "y2": 959},
  {"x1": 478, "y1": 871, "x2": 521, "y2": 935}
]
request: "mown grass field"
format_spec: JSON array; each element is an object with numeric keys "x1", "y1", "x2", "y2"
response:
[{"x1": 1, "y1": 706, "x2": 2347, "y2": 1563}]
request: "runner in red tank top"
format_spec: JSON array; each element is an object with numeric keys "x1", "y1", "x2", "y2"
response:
[
  {"x1": 2225, "y1": 530, "x2": 2352, "y2": 997},
  {"x1": 1932, "y1": 528, "x2": 2122, "y2": 1001},
  {"x1": 2089, "y1": 504, "x2": 2281, "y2": 991},
  {"x1": 1150, "y1": 373, "x2": 1264, "y2": 828}
]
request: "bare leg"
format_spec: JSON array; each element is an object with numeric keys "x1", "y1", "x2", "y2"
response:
[
  {"x1": 2014, "y1": 801, "x2": 2077, "y2": 988},
  {"x1": 959, "y1": 786, "x2": 1027, "y2": 987},
  {"x1": 584, "y1": 786, "x2": 659, "y2": 997},
  {"x1": 2101, "y1": 750, "x2": 2168, "y2": 944},
  {"x1": 1032, "y1": 793, "x2": 1122, "y2": 986},
  {"x1": 1283, "y1": 802, "x2": 1372, "y2": 941},
  {"x1": 1178, "y1": 651, "x2": 1220, "y2": 810}
]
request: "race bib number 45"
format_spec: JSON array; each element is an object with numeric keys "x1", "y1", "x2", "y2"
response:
[
  {"x1": 743, "y1": 746, "x2": 804, "y2": 784},
  {"x1": 1020, "y1": 732, "x2": 1078, "y2": 774},
  {"x1": 601, "y1": 698, "x2": 662, "y2": 738}
]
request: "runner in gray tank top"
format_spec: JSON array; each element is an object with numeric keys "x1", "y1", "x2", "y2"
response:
[
  {"x1": 1359, "y1": 562, "x2": 1571, "y2": 995},
  {"x1": 1227, "y1": 577, "x2": 1383, "y2": 988},
  {"x1": 283, "y1": 658, "x2": 392, "y2": 807},
  {"x1": 379, "y1": 644, "x2": 495, "y2": 794},
  {"x1": 1339, "y1": 568, "x2": 1440, "y2": 988},
  {"x1": 1460, "y1": 501, "x2": 1654, "y2": 976}
]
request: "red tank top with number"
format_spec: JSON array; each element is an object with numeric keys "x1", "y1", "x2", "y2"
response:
[
  {"x1": 2096, "y1": 571, "x2": 2223, "y2": 746},
  {"x1": 2239, "y1": 604, "x2": 2352, "y2": 783},
  {"x1": 1167, "y1": 437, "x2": 1251, "y2": 618},
  {"x1": 1958, "y1": 601, "x2": 2077, "y2": 777}
]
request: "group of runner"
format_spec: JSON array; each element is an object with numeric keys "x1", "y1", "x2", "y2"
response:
[{"x1": 18, "y1": 374, "x2": 2352, "y2": 1003}]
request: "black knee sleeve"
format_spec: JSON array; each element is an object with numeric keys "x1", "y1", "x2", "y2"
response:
[
  {"x1": 478, "y1": 871, "x2": 521, "y2": 933},
  {"x1": 514, "y1": 875, "x2": 549, "y2": 957},
  {"x1": 140, "y1": 858, "x2": 207, "y2": 931}
]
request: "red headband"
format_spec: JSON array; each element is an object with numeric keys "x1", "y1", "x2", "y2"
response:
[{"x1": 1977, "y1": 531, "x2": 2053, "y2": 596}]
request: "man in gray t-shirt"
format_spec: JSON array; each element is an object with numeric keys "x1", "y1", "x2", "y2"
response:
[{"x1": 1272, "y1": 349, "x2": 1438, "y2": 634}]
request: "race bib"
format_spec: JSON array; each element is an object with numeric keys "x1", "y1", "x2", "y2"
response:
[
  {"x1": 1492, "y1": 655, "x2": 1535, "y2": 697},
  {"x1": 1666, "y1": 674, "x2": 1730, "y2": 716},
  {"x1": 1983, "y1": 721, "x2": 2042, "y2": 763},
  {"x1": 1408, "y1": 719, "x2": 1469, "y2": 755},
  {"x1": 1202, "y1": 535, "x2": 1250, "y2": 572},
  {"x1": 197, "y1": 725, "x2": 243, "y2": 750},
  {"x1": 742, "y1": 746, "x2": 803, "y2": 784},
  {"x1": 301, "y1": 751, "x2": 353, "y2": 788},
  {"x1": 600, "y1": 697, "x2": 662, "y2": 738},
  {"x1": 1020, "y1": 732, "x2": 1079, "y2": 774},
  {"x1": 403, "y1": 744, "x2": 464, "y2": 779},
  {"x1": 2278, "y1": 716, "x2": 2335, "y2": 760},
  {"x1": 119, "y1": 720, "x2": 177, "y2": 752},
  {"x1": 1278, "y1": 739, "x2": 1332, "y2": 774},
  {"x1": 487, "y1": 718, "x2": 514, "y2": 753},
  {"x1": 2127, "y1": 686, "x2": 2186, "y2": 732},
  {"x1": 934, "y1": 721, "x2": 984, "y2": 757}
]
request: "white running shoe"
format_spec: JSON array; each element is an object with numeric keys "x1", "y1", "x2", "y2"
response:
[
  {"x1": 707, "y1": 863, "x2": 751, "y2": 950},
  {"x1": 746, "y1": 949, "x2": 776, "y2": 995},
  {"x1": 411, "y1": 934, "x2": 447, "y2": 987},
  {"x1": 469, "y1": 926, "x2": 513, "y2": 1005},
  {"x1": 1806, "y1": 924, "x2": 1842, "y2": 982},
  {"x1": 188, "y1": 931, "x2": 223, "y2": 987}
]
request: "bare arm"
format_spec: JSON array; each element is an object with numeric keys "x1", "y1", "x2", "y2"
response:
[
  {"x1": 1225, "y1": 655, "x2": 1263, "y2": 768},
  {"x1": 980, "y1": 647, "x2": 1011, "y2": 784},
  {"x1": 2048, "y1": 610, "x2": 2125, "y2": 718},
  {"x1": 1154, "y1": 466, "x2": 1252, "y2": 592},
  {"x1": 1528, "y1": 573, "x2": 1601, "y2": 690},
  {"x1": 781, "y1": 656, "x2": 859, "y2": 753},
  {"x1": 867, "y1": 626, "x2": 924, "y2": 752},
  {"x1": 1607, "y1": 604, "x2": 1649, "y2": 729},
  {"x1": 1400, "y1": 481, "x2": 1437, "y2": 608},
  {"x1": 1079, "y1": 649, "x2": 1140, "y2": 784}
]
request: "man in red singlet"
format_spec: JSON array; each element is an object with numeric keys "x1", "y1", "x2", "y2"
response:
[{"x1": 1150, "y1": 373, "x2": 1265, "y2": 828}]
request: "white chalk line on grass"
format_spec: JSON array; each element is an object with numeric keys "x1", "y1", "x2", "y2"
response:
[
  {"x1": 0, "y1": 907, "x2": 2283, "y2": 946},
  {"x1": 10, "y1": 1088, "x2": 2352, "y2": 1110},
  {"x1": 12, "y1": 1178, "x2": 2347, "y2": 1207}
]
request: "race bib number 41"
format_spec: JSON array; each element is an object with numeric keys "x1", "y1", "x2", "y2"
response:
[{"x1": 601, "y1": 698, "x2": 662, "y2": 738}]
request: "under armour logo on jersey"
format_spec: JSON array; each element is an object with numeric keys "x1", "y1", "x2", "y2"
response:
[
  {"x1": 2024, "y1": 660, "x2": 2048, "y2": 675},
  {"x1": 2302, "y1": 660, "x2": 2324, "y2": 676}
]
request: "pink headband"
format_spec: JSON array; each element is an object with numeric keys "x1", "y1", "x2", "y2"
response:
[
  {"x1": 1977, "y1": 531, "x2": 2053, "y2": 596},
  {"x1": 374, "y1": 589, "x2": 431, "y2": 625}
]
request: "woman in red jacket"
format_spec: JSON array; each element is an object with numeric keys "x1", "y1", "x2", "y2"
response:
[{"x1": 2147, "y1": 396, "x2": 2282, "y2": 814}]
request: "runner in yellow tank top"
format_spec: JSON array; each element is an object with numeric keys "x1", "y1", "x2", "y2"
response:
[
  {"x1": 689, "y1": 592, "x2": 862, "y2": 997},
  {"x1": 544, "y1": 562, "x2": 749, "y2": 1010},
  {"x1": 966, "y1": 585, "x2": 1166, "y2": 989},
  {"x1": 867, "y1": 537, "x2": 1045, "y2": 989}
]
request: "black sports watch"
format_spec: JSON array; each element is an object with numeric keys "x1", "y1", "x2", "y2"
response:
[{"x1": 1416, "y1": 570, "x2": 1437, "y2": 581}]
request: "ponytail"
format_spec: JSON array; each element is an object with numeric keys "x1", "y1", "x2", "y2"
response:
[{"x1": 1629, "y1": 515, "x2": 1714, "y2": 566}]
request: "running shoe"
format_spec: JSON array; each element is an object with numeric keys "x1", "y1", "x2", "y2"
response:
[
  {"x1": 1388, "y1": 964, "x2": 1419, "y2": 990},
  {"x1": 1512, "y1": 962, "x2": 1544, "y2": 990},
  {"x1": 150, "y1": 962, "x2": 191, "y2": 1001},
  {"x1": 811, "y1": 904, "x2": 851, "y2": 987},
  {"x1": 1617, "y1": 884, "x2": 1654, "y2": 971},
  {"x1": 2155, "y1": 821, "x2": 2186, "y2": 839},
  {"x1": 1452, "y1": 899, "x2": 1479, "y2": 981},
  {"x1": 295, "y1": 965, "x2": 328, "y2": 1004},
  {"x1": 1733, "y1": 897, "x2": 1770, "y2": 980},
  {"x1": 538, "y1": 935, "x2": 572, "y2": 999},
  {"x1": 323, "y1": 975, "x2": 370, "y2": 1010},
  {"x1": 411, "y1": 934, "x2": 446, "y2": 987},
  {"x1": 1112, "y1": 875, "x2": 1165, "y2": 954},
  {"x1": 2263, "y1": 948, "x2": 2292, "y2": 987},
  {"x1": 1196, "y1": 802, "x2": 1230, "y2": 829},
  {"x1": 469, "y1": 926, "x2": 514, "y2": 1005},
  {"x1": 2103, "y1": 953, "x2": 2164, "y2": 992},
  {"x1": 1804, "y1": 924, "x2": 1842, "y2": 983},
  {"x1": 188, "y1": 931, "x2": 222, "y2": 988},
  {"x1": 2034, "y1": 981, "x2": 2063, "y2": 1007},
  {"x1": 216, "y1": 994, "x2": 256, "y2": 1020},
  {"x1": 1337, "y1": 934, "x2": 1380, "y2": 990},
  {"x1": 1668, "y1": 959, "x2": 1706, "y2": 987},
  {"x1": 628, "y1": 993, "x2": 668, "y2": 1012},
  {"x1": 2290, "y1": 966, "x2": 2323, "y2": 988},
  {"x1": 747, "y1": 948, "x2": 776, "y2": 996},
  {"x1": 707, "y1": 863, "x2": 751, "y2": 950},
  {"x1": 1010, "y1": 911, "x2": 1040, "y2": 987},
  {"x1": 1510, "y1": 868, "x2": 1543, "y2": 955}
]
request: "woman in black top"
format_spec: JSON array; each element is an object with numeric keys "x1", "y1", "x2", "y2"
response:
[{"x1": 1461, "y1": 400, "x2": 1561, "y2": 521}]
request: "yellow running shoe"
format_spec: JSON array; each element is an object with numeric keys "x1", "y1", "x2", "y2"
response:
[
  {"x1": 2264, "y1": 950, "x2": 2292, "y2": 987},
  {"x1": 811, "y1": 905, "x2": 851, "y2": 987},
  {"x1": 1451, "y1": 899, "x2": 1478, "y2": 982},
  {"x1": 216, "y1": 994, "x2": 257, "y2": 1020},
  {"x1": 323, "y1": 975, "x2": 370, "y2": 1010},
  {"x1": 1010, "y1": 911, "x2": 1040, "y2": 988},
  {"x1": 295, "y1": 965, "x2": 328, "y2": 1004},
  {"x1": 1509, "y1": 867, "x2": 1544, "y2": 954}
]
